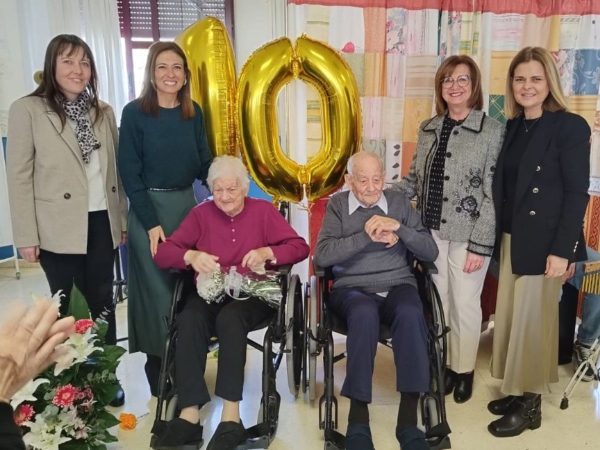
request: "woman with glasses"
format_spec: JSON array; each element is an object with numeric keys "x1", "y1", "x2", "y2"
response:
[
  {"x1": 391, "y1": 55, "x2": 504, "y2": 403},
  {"x1": 152, "y1": 156, "x2": 309, "y2": 450},
  {"x1": 118, "y1": 41, "x2": 213, "y2": 396},
  {"x1": 488, "y1": 47, "x2": 590, "y2": 437}
]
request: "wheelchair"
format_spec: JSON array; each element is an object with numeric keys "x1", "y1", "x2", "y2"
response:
[
  {"x1": 150, "y1": 264, "x2": 305, "y2": 450},
  {"x1": 303, "y1": 257, "x2": 452, "y2": 450}
]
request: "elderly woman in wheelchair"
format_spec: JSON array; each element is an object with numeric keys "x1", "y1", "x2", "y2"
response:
[
  {"x1": 314, "y1": 151, "x2": 439, "y2": 450},
  {"x1": 151, "y1": 155, "x2": 310, "y2": 450}
]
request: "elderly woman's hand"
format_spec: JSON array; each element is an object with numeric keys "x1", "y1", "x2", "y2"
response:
[
  {"x1": 545, "y1": 254, "x2": 569, "y2": 279},
  {"x1": 0, "y1": 300, "x2": 75, "y2": 403},
  {"x1": 184, "y1": 250, "x2": 220, "y2": 274},
  {"x1": 148, "y1": 226, "x2": 166, "y2": 257},
  {"x1": 242, "y1": 247, "x2": 275, "y2": 272}
]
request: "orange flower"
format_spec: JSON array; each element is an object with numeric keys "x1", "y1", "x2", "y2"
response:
[{"x1": 119, "y1": 413, "x2": 137, "y2": 430}]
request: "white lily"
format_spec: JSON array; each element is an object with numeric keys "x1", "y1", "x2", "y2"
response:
[
  {"x1": 11, "y1": 378, "x2": 49, "y2": 409},
  {"x1": 53, "y1": 331, "x2": 103, "y2": 376}
]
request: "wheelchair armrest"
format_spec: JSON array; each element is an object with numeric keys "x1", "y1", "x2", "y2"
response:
[
  {"x1": 276, "y1": 264, "x2": 292, "y2": 276},
  {"x1": 417, "y1": 260, "x2": 438, "y2": 275}
]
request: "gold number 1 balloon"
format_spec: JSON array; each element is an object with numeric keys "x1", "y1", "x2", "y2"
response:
[
  {"x1": 176, "y1": 17, "x2": 238, "y2": 156},
  {"x1": 178, "y1": 19, "x2": 361, "y2": 201}
]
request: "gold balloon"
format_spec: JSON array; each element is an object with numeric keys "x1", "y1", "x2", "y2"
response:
[
  {"x1": 237, "y1": 35, "x2": 361, "y2": 202},
  {"x1": 176, "y1": 17, "x2": 237, "y2": 156}
]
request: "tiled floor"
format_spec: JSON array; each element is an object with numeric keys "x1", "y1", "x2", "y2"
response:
[{"x1": 1, "y1": 265, "x2": 599, "y2": 450}]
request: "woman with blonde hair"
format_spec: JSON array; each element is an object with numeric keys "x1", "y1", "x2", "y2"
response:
[
  {"x1": 488, "y1": 46, "x2": 590, "y2": 437},
  {"x1": 118, "y1": 41, "x2": 213, "y2": 395},
  {"x1": 393, "y1": 55, "x2": 504, "y2": 404}
]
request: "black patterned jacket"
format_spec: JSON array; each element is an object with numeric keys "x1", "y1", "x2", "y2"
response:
[{"x1": 392, "y1": 109, "x2": 504, "y2": 256}]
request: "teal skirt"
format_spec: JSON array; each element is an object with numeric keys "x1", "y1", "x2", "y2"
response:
[{"x1": 127, "y1": 187, "x2": 196, "y2": 356}]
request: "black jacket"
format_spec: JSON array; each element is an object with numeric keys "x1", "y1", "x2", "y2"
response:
[{"x1": 492, "y1": 110, "x2": 590, "y2": 275}]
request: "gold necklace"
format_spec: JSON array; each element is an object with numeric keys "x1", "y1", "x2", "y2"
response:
[{"x1": 523, "y1": 117, "x2": 541, "y2": 133}]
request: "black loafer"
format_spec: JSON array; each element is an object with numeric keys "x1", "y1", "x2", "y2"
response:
[
  {"x1": 453, "y1": 371, "x2": 474, "y2": 403},
  {"x1": 206, "y1": 421, "x2": 248, "y2": 450},
  {"x1": 345, "y1": 423, "x2": 374, "y2": 450},
  {"x1": 396, "y1": 426, "x2": 429, "y2": 450},
  {"x1": 444, "y1": 368, "x2": 456, "y2": 396},
  {"x1": 153, "y1": 418, "x2": 204, "y2": 449},
  {"x1": 487, "y1": 395, "x2": 521, "y2": 415},
  {"x1": 109, "y1": 387, "x2": 125, "y2": 407}
]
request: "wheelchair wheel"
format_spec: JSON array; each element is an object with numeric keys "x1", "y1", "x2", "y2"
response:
[
  {"x1": 307, "y1": 275, "x2": 318, "y2": 401},
  {"x1": 286, "y1": 274, "x2": 304, "y2": 398}
]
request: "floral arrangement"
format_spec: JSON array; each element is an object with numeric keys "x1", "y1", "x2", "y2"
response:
[
  {"x1": 11, "y1": 289, "x2": 126, "y2": 450},
  {"x1": 197, "y1": 266, "x2": 283, "y2": 308}
]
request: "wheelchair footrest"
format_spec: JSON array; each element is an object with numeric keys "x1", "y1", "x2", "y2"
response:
[
  {"x1": 324, "y1": 429, "x2": 345, "y2": 450},
  {"x1": 427, "y1": 435, "x2": 451, "y2": 450}
]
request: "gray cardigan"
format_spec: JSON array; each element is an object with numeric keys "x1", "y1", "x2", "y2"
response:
[
  {"x1": 391, "y1": 110, "x2": 504, "y2": 256},
  {"x1": 314, "y1": 190, "x2": 439, "y2": 292}
]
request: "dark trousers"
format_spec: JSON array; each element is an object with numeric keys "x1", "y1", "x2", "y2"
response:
[
  {"x1": 176, "y1": 292, "x2": 273, "y2": 408},
  {"x1": 328, "y1": 284, "x2": 430, "y2": 402},
  {"x1": 39, "y1": 210, "x2": 117, "y2": 345}
]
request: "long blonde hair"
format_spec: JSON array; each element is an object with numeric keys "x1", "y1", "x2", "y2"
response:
[{"x1": 504, "y1": 47, "x2": 568, "y2": 119}]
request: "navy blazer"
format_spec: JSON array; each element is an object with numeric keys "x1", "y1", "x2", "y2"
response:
[{"x1": 492, "y1": 110, "x2": 590, "y2": 275}]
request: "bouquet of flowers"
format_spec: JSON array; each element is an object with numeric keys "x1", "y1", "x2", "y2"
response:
[
  {"x1": 197, "y1": 266, "x2": 283, "y2": 308},
  {"x1": 11, "y1": 289, "x2": 126, "y2": 450}
]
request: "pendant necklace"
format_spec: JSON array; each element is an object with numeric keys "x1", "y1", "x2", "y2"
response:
[{"x1": 523, "y1": 117, "x2": 541, "y2": 133}]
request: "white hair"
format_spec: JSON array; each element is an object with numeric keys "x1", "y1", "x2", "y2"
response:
[
  {"x1": 206, "y1": 155, "x2": 250, "y2": 192},
  {"x1": 346, "y1": 151, "x2": 384, "y2": 175}
]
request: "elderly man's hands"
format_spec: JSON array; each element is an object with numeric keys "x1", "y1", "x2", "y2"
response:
[
  {"x1": 364, "y1": 215, "x2": 400, "y2": 247},
  {"x1": 242, "y1": 247, "x2": 275, "y2": 273},
  {"x1": 0, "y1": 300, "x2": 75, "y2": 403},
  {"x1": 184, "y1": 250, "x2": 220, "y2": 274}
]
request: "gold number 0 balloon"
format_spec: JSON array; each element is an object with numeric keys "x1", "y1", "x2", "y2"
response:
[
  {"x1": 176, "y1": 17, "x2": 238, "y2": 156},
  {"x1": 237, "y1": 35, "x2": 361, "y2": 202}
]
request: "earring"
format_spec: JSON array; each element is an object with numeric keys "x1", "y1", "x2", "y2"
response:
[{"x1": 183, "y1": 78, "x2": 187, "y2": 86}]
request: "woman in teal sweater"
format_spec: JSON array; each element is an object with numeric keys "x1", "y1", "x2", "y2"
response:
[{"x1": 118, "y1": 41, "x2": 212, "y2": 394}]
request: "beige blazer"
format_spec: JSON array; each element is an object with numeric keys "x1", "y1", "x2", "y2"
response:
[{"x1": 6, "y1": 95, "x2": 127, "y2": 254}]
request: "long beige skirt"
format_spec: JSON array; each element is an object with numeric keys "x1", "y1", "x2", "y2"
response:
[{"x1": 491, "y1": 233, "x2": 562, "y2": 395}]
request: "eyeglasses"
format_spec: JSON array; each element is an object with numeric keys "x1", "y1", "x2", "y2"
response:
[{"x1": 441, "y1": 75, "x2": 471, "y2": 88}]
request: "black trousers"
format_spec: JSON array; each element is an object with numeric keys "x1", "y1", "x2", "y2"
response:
[
  {"x1": 39, "y1": 210, "x2": 117, "y2": 345},
  {"x1": 176, "y1": 292, "x2": 273, "y2": 408}
]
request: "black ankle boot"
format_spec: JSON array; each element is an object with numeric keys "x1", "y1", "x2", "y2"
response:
[
  {"x1": 488, "y1": 394, "x2": 541, "y2": 437},
  {"x1": 444, "y1": 368, "x2": 457, "y2": 396},
  {"x1": 453, "y1": 371, "x2": 474, "y2": 403},
  {"x1": 487, "y1": 395, "x2": 521, "y2": 415}
]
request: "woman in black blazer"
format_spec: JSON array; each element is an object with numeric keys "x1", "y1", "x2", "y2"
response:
[{"x1": 488, "y1": 47, "x2": 590, "y2": 438}]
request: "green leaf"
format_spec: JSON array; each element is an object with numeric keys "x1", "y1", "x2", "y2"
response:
[
  {"x1": 95, "y1": 409, "x2": 120, "y2": 429},
  {"x1": 67, "y1": 285, "x2": 91, "y2": 320}
]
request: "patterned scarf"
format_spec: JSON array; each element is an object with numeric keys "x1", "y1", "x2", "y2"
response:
[{"x1": 61, "y1": 91, "x2": 100, "y2": 164}]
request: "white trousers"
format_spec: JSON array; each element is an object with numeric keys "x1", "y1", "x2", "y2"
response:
[{"x1": 431, "y1": 230, "x2": 490, "y2": 373}]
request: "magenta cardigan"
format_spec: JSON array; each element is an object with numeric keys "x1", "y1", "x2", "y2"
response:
[{"x1": 154, "y1": 197, "x2": 309, "y2": 272}]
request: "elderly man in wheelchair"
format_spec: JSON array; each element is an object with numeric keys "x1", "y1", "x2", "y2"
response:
[
  {"x1": 151, "y1": 156, "x2": 309, "y2": 450},
  {"x1": 314, "y1": 151, "x2": 439, "y2": 450}
]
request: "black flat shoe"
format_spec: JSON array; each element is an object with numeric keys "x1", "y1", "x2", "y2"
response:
[
  {"x1": 396, "y1": 426, "x2": 429, "y2": 450},
  {"x1": 345, "y1": 423, "x2": 374, "y2": 450},
  {"x1": 153, "y1": 418, "x2": 204, "y2": 449},
  {"x1": 109, "y1": 387, "x2": 125, "y2": 407},
  {"x1": 488, "y1": 394, "x2": 541, "y2": 438},
  {"x1": 206, "y1": 421, "x2": 248, "y2": 450},
  {"x1": 453, "y1": 371, "x2": 474, "y2": 403},
  {"x1": 487, "y1": 395, "x2": 521, "y2": 415},
  {"x1": 444, "y1": 368, "x2": 456, "y2": 396}
]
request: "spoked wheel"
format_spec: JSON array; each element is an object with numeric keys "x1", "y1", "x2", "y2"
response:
[
  {"x1": 286, "y1": 274, "x2": 304, "y2": 398},
  {"x1": 307, "y1": 275, "x2": 319, "y2": 401}
]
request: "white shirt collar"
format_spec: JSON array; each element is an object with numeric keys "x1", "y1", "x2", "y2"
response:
[{"x1": 348, "y1": 191, "x2": 388, "y2": 215}]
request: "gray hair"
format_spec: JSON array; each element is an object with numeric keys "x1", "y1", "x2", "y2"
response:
[
  {"x1": 346, "y1": 151, "x2": 384, "y2": 175},
  {"x1": 206, "y1": 155, "x2": 250, "y2": 192}
]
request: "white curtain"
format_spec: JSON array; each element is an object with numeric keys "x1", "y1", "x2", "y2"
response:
[{"x1": 0, "y1": 138, "x2": 14, "y2": 248}]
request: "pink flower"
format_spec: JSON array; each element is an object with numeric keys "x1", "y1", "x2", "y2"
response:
[
  {"x1": 52, "y1": 384, "x2": 78, "y2": 408},
  {"x1": 74, "y1": 319, "x2": 94, "y2": 334},
  {"x1": 341, "y1": 42, "x2": 355, "y2": 53},
  {"x1": 14, "y1": 403, "x2": 34, "y2": 425}
]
